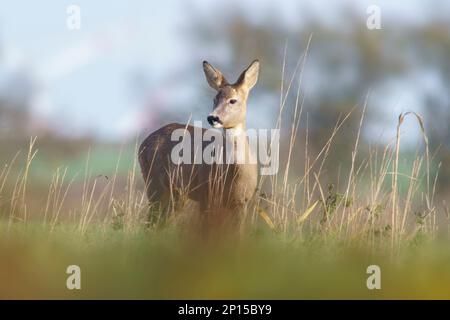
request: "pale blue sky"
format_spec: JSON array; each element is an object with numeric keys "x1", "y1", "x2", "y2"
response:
[{"x1": 0, "y1": 0, "x2": 447, "y2": 141}]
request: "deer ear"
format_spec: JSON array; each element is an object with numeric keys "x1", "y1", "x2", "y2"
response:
[
  {"x1": 203, "y1": 61, "x2": 228, "y2": 90},
  {"x1": 235, "y1": 60, "x2": 260, "y2": 91}
]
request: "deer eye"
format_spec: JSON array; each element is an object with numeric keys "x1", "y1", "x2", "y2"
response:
[{"x1": 229, "y1": 99, "x2": 237, "y2": 104}]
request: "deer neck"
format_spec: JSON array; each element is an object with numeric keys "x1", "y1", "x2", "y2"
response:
[
  {"x1": 224, "y1": 123, "x2": 246, "y2": 141},
  {"x1": 224, "y1": 122, "x2": 253, "y2": 165}
]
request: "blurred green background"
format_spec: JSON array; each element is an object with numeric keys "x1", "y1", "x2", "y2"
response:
[
  {"x1": 1, "y1": 0, "x2": 450, "y2": 299},
  {"x1": 1, "y1": 0, "x2": 450, "y2": 195}
]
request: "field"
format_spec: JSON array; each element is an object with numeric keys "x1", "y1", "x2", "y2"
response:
[
  {"x1": 1, "y1": 222, "x2": 450, "y2": 299},
  {"x1": 2, "y1": 0, "x2": 450, "y2": 302},
  {"x1": 0, "y1": 104, "x2": 449, "y2": 299}
]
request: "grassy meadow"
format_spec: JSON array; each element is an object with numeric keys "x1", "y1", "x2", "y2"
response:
[
  {"x1": 2, "y1": 0, "x2": 450, "y2": 302},
  {"x1": 0, "y1": 109, "x2": 449, "y2": 299},
  {"x1": 0, "y1": 58, "x2": 449, "y2": 300}
]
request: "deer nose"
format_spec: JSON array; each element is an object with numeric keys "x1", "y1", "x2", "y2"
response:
[{"x1": 207, "y1": 115, "x2": 222, "y2": 126}]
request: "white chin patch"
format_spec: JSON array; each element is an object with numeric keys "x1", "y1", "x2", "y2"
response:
[{"x1": 212, "y1": 123, "x2": 223, "y2": 129}]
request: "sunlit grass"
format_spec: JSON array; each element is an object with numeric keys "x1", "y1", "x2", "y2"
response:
[
  {"x1": 1, "y1": 221, "x2": 449, "y2": 299},
  {"x1": 0, "y1": 47, "x2": 448, "y2": 299}
]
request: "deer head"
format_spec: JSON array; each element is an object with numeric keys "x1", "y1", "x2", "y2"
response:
[{"x1": 203, "y1": 60, "x2": 260, "y2": 130}]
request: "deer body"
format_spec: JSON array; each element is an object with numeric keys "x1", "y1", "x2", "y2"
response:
[{"x1": 138, "y1": 60, "x2": 260, "y2": 220}]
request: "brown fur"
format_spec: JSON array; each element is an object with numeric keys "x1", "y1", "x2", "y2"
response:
[{"x1": 138, "y1": 60, "x2": 260, "y2": 224}]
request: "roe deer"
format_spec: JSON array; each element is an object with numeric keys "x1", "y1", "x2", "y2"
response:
[{"x1": 138, "y1": 60, "x2": 260, "y2": 224}]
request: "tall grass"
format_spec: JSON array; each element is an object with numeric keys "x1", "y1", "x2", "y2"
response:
[
  {"x1": 0, "y1": 52, "x2": 448, "y2": 299},
  {"x1": 0, "y1": 49, "x2": 445, "y2": 256},
  {"x1": 253, "y1": 41, "x2": 440, "y2": 254}
]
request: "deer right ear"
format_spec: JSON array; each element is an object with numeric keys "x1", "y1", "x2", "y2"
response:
[
  {"x1": 235, "y1": 59, "x2": 260, "y2": 91},
  {"x1": 203, "y1": 61, "x2": 228, "y2": 90}
]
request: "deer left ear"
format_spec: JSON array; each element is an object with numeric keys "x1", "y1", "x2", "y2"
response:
[
  {"x1": 235, "y1": 60, "x2": 260, "y2": 90},
  {"x1": 203, "y1": 61, "x2": 228, "y2": 90}
]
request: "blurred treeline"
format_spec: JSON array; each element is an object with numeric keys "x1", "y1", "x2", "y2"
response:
[
  {"x1": 188, "y1": 8, "x2": 450, "y2": 195},
  {"x1": 1, "y1": 7, "x2": 450, "y2": 195}
]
